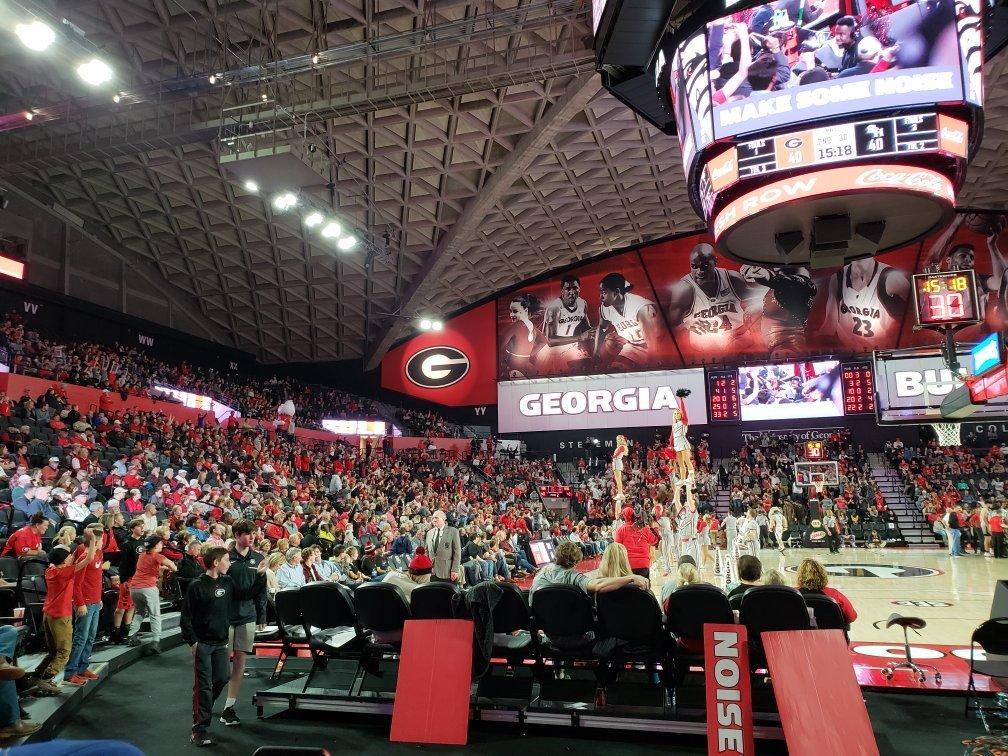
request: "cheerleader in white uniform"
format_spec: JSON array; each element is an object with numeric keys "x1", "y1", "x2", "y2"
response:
[
  {"x1": 676, "y1": 486, "x2": 699, "y2": 565},
  {"x1": 735, "y1": 508, "x2": 760, "y2": 559},
  {"x1": 654, "y1": 502, "x2": 677, "y2": 575},
  {"x1": 671, "y1": 408, "x2": 694, "y2": 484},
  {"x1": 612, "y1": 434, "x2": 628, "y2": 499}
]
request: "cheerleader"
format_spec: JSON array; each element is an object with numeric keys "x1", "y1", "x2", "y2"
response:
[
  {"x1": 500, "y1": 294, "x2": 547, "y2": 378},
  {"x1": 654, "y1": 501, "x2": 677, "y2": 576},
  {"x1": 611, "y1": 434, "x2": 628, "y2": 500},
  {"x1": 676, "y1": 485, "x2": 699, "y2": 565},
  {"x1": 698, "y1": 512, "x2": 716, "y2": 572},
  {"x1": 670, "y1": 408, "x2": 694, "y2": 484},
  {"x1": 735, "y1": 508, "x2": 760, "y2": 559}
]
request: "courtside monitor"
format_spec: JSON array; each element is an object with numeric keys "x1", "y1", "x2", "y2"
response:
[{"x1": 528, "y1": 539, "x2": 557, "y2": 566}]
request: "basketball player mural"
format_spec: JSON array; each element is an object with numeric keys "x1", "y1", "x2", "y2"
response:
[
  {"x1": 923, "y1": 213, "x2": 1008, "y2": 339},
  {"x1": 541, "y1": 274, "x2": 593, "y2": 374},
  {"x1": 500, "y1": 294, "x2": 548, "y2": 378},
  {"x1": 815, "y1": 257, "x2": 910, "y2": 350},
  {"x1": 739, "y1": 265, "x2": 817, "y2": 358},
  {"x1": 665, "y1": 243, "x2": 761, "y2": 357},
  {"x1": 592, "y1": 273, "x2": 662, "y2": 370}
]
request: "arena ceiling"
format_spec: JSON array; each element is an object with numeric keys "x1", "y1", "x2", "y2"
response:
[{"x1": 0, "y1": 0, "x2": 1006, "y2": 365}]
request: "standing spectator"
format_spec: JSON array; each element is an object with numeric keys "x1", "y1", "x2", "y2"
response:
[
  {"x1": 181, "y1": 546, "x2": 267, "y2": 747},
  {"x1": 991, "y1": 506, "x2": 1005, "y2": 558},
  {"x1": 614, "y1": 506, "x2": 659, "y2": 579},
  {"x1": 127, "y1": 535, "x2": 178, "y2": 652},
  {"x1": 112, "y1": 518, "x2": 146, "y2": 644},
  {"x1": 27, "y1": 534, "x2": 97, "y2": 695},
  {"x1": 0, "y1": 624, "x2": 35, "y2": 739},
  {"x1": 63, "y1": 523, "x2": 109, "y2": 686},
  {"x1": 219, "y1": 520, "x2": 267, "y2": 728},
  {"x1": 948, "y1": 504, "x2": 965, "y2": 557}
]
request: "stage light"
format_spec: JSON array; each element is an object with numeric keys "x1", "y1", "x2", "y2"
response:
[
  {"x1": 261, "y1": 93, "x2": 268, "y2": 101},
  {"x1": 23, "y1": 111, "x2": 33, "y2": 121},
  {"x1": 243, "y1": 180, "x2": 259, "y2": 193},
  {"x1": 15, "y1": 21, "x2": 55, "y2": 52},
  {"x1": 419, "y1": 318, "x2": 432, "y2": 330},
  {"x1": 304, "y1": 212, "x2": 323, "y2": 228},
  {"x1": 208, "y1": 74, "x2": 217, "y2": 84},
  {"x1": 272, "y1": 191, "x2": 297, "y2": 211},
  {"x1": 77, "y1": 58, "x2": 113, "y2": 86},
  {"x1": 312, "y1": 54, "x2": 320, "y2": 64},
  {"x1": 431, "y1": 320, "x2": 444, "y2": 331},
  {"x1": 321, "y1": 222, "x2": 341, "y2": 238},
  {"x1": 337, "y1": 235, "x2": 357, "y2": 251},
  {"x1": 112, "y1": 93, "x2": 121, "y2": 103}
]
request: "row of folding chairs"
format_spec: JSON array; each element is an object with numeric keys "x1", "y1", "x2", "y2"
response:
[{"x1": 264, "y1": 580, "x2": 850, "y2": 696}]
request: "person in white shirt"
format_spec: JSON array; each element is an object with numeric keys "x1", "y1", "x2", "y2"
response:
[{"x1": 141, "y1": 504, "x2": 159, "y2": 535}]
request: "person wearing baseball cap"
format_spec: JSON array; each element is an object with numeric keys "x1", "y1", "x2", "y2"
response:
[{"x1": 125, "y1": 536, "x2": 178, "y2": 652}]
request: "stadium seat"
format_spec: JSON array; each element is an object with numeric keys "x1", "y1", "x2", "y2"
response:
[
  {"x1": 800, "y1": 591, "x2": 850, "y2": 638},
  {"x1": 664, "y1": 583, "x2": 734, "y2": 686},
  {"x1": 489, "y1": 583, "x2": 533, "y2": 666},
  {"x1": 529, "y1": 584, "x2": 597, "y2": 674},
  {"x1": 595, "y1": 587, "x2": 670, "y2": 690},
  {"x1": 967, "y1": 618, "x2": 1008, "y2": 717},
  {"x1": 353, "y1": 582, "x2": 411, "y2": 676},
  {"x1": 409, "y1": 582, "x2": 460, "y2": 620},
  {"x1": 271, "y1": 589, "x2": 308, "y2": 680},
  {"x1": 300, "y1": 582, "x2": 360, "y2": 692},
  {"x1": 738, "y1": 586, "x2": 811, "y2": 669}
]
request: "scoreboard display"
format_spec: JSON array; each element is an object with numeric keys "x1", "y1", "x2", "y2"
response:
[
  {"x1": 707, "y1": 369, "x2": 740, "y2": 423},
  {"x1": 840, "y1": 361, "x2": 876, "y2": 415},
  {"x1": 734, "y1": 114, "x2": 966, "y2": 182},
  {"x1": 912, "y1": 271, "x2": 981, "y2": 328},
  {"x1": 804, "y1": 440, "x2": 824, "y2": 461}
]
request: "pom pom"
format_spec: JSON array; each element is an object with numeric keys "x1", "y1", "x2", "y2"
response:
[{"x1": 675, "y1": 388, "x2": 691, "y2": 398}]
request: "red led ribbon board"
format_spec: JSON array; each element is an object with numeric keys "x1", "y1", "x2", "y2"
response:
[
  {"x1": 703, "y1": 623, "x2": 753, "y2": 756},
  {"x1": 390, "y1": 619, "x2": 474, "y2": 745}
]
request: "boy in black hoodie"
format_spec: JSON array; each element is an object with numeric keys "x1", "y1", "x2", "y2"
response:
[{"x1": 181, "y1": 546, "x2": 266, "y2": 747}]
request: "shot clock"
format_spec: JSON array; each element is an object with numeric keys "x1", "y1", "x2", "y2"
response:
[{"x1": 912, "y1": 271, "x2": 981, "y2": 329}]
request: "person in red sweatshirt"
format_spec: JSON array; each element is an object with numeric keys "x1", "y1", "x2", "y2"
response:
[
  {"x1": 63, "y1": 523, "x2": 109, "y2": 686},
  {"x1": 27, "y1": 532, "x2": 97, "y2": 695},
  {"x1": 614, "y1": 505, "x2": 660, "y2": 579}
]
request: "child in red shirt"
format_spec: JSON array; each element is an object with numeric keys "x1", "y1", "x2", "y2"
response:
[{"x1": 28, "y1": 533, "x2": 97, "y2": 695}]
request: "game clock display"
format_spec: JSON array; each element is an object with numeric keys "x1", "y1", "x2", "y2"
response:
[
  {"x1": 707, "y1": 369, "x2": 740, "y2": 423},
  {"x1": 913, "y1": 271, "x2": 981, "y2": 328},
  {"x1": 840, "y1": 361, "x2": 876, "y2": 415}
]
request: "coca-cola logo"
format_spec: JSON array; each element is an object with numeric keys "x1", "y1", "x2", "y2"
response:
[
  {"x1": 940, "y1": 126, "x2": 965, "y2": 144},
  {"x1": 854, "y1": 168, "x2": 951, "y2": 198}
]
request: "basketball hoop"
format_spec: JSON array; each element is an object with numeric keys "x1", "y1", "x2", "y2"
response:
[{"x1": 931, "y1": 422, "x2": 961, "y2": 447}]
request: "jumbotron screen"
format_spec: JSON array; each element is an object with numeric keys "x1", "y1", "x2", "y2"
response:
[
  {"x1": 667, "y1": 0, "x2": 983, "y2": 161},
  {"x1": 738, "y1": 360, "x2": 844, "y2": 421}
]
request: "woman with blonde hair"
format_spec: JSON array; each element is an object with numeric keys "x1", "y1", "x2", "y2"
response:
[
  {"x1": 265, "y1": 552, "x2": 285, "y2": 598},
  {"x1": 611, "y1": 434, "x2": 629, "y2": 500},
  {"x1": 54, "y1": 525, "x2": 77, "y2": 547},
  {"x1": 676, "y1": 561, "x2": 700, "y2": 588},
  {"x1": 597, "y1": 542, "x2": 633, "y2": 579},
  {"x1": 794, "y1": 558, "x2": 858, "y2": 624}
]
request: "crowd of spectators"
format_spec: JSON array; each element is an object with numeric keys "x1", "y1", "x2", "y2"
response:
[
  {"x1": 889, "y1": 439, "x2": 1008, "y2": 556},
  {"x1": 0, "y1": 314, "x2": 463, "y2": 435}
]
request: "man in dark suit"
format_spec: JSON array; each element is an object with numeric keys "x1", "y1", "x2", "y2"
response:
[{"x1": 425, "y1": 509, "x2": 461, "y2": 584}]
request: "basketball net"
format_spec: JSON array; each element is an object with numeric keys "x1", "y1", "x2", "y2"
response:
[{"x1": 931, "y1": 422, "x2": 961, "y2": 447}]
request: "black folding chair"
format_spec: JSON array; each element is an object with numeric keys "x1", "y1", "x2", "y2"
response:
[
  {"x1": 270, "y1": 589, "x2": 308, "y2": 680},
  {"x1": 530, "y1": 585, "x2": 597, "y2": 676},
  {"x1": 738, "y1": 585, "x2": 811, "y2": 670},
  {"x1": 409, "y1": 582, "x2": 459, "y2": 619},
  {"x1": 800, "y1": 590, "x2": 850, "y2": 640},
  {"x1": 966, "y1": 617, "x2": 1008, "y2": 719},
  {"x1": 595, "y1": 587, "x2": 671, "y2": 692},
  {"x1": 353, "y1": 582, "x2": 411, "y2": 677},
  {"x1": 300, "y1": 582, "x2": 360, "y2": 692},
  {"x1": 664, "y1": 583, "x2": 734, "y2": 685},
  {"x1": 490, "y1": 583, "x2": 534, "y2": 667}
]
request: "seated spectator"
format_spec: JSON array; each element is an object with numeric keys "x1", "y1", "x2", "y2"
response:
[
  {"x1": 264, "y1": 553, "x2": 285, "y2": 598},
  {"x1": 382, "y1": 547, "x2": 433, "y2": 598},
  {"x1": 596, "y1": 542, "x2": 632, "y2": 579},
  {"x1": 530, "y1": 542, "x2": 646, "y2": 595},
  {"x1": 727, "y1": 555, "x2": 763, "y2": 602},
  {"x1": 761, "y1": 569, "x2": 786, "y2": 586},
  {"x1": 1, "y1": 514, "x2": 48, "y2": 558},
  {"x1": 276, "y1": 548, "x2": 306, "y2": 590},
  {"x1": 795, "y1": 558, "x2": 858, "y2": 625}
]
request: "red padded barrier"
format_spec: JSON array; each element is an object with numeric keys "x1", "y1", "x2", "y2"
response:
[
  {"x1": 763, "y1": 630, "x2": 879, "y2": 756},
  {"x1": 389, "y1": 619, "x2": 473, "y2": 745}
]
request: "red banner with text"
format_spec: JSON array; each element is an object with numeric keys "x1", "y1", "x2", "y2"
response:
[{"x1": 704, "y1": 623, "x2": 754, "y2": 756}]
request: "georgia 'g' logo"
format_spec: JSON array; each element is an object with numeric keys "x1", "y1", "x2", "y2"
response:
[{"x1": 405, "y1": 346, "x2": 470, "y2": 388}]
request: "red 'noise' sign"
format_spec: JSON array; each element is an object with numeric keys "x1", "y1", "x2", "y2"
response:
[{"x1": 704, "y1": 623, "x2": 754, "y2": 756}]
